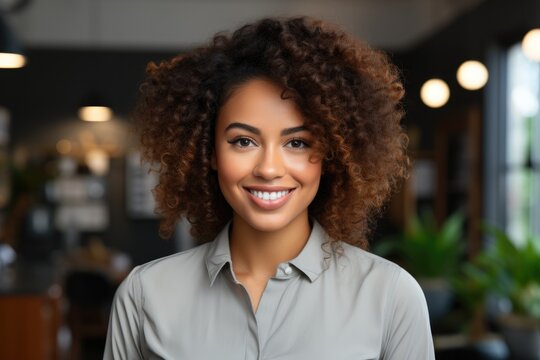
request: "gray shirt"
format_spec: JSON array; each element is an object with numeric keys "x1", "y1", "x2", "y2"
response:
[{"x1": 104, "y1": 219, "x2": 435, "y2": 359}]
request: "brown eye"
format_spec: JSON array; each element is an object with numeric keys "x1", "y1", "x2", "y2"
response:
[
  {"x1": 286, "y1": 139, "x2": 309, "y2": 149},
  {"x1": 227, "y1": 137, "x2": 256, "y2": 148},
  {"x1": 239, "y1": 138, "x2": 251, "y2": 147}
]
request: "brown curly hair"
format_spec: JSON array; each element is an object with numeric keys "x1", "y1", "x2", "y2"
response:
[{"x1": 136, "y1": 16, "x2": 410, "y2": 250}]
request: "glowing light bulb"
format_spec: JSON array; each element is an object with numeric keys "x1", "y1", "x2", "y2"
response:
[
  {"x1": 0, "y1": 53, "x2": 26, "y2": 68},
  {"x1": 420, "y1": 79, "x2": 450, "y2": 108},
  {"x1": 522, "y1": 28, "x2": 540, "y2": 62},
  {"x1": 457, "y1": 60, "x2": 489, "y2": 90},
  {"x1": 78, "y1": 106, "x2": 113, "y2": 122}
]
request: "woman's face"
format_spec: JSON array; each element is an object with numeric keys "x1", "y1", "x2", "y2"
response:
[{"x1": 212, "y1": 78, "x2": 322, "y2": 233}]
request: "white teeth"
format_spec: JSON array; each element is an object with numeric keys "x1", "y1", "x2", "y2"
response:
[{"x1": 249, "y1": 189, "x2": 291, "y2": 200}]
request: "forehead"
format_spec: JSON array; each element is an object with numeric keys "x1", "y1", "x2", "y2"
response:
[{"x1": 216, "y1": 78, "x2": 304, "y2": 130}]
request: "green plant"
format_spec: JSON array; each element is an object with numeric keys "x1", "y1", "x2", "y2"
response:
[
  {"x1": 457, "y1": 223, "x2": 540, "y2": 322},
  {"x1": 375, "y1": 208, "x2": 466, "y2": 279}
]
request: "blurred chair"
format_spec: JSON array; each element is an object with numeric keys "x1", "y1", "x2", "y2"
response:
[{"x1": 64, "y1": 270, "x2": 114, "y2": 360}]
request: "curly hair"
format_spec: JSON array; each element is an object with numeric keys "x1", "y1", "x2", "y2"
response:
[{"x1": 136, "y1": 16, "x2": 410, "y2": 250}]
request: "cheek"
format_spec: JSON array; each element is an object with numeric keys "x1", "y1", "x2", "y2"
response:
[
  {"x1": 286, "y1": 155, "x2": 322, "y2": 186},
  {"x1": 215, "y1": 148, "x2": 251, "y2": 188},
  {"x1": 217, "y1": 164, "x2": 238, "y2": 189}
]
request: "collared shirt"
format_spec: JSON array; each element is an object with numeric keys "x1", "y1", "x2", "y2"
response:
[{"x1": 104, "y1": 219, "x2": 435, "y2": 359}]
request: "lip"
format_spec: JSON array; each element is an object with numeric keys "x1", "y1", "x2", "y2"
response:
[
  {"x1": 243, "y1": 186, "x2": 296, "y2": 192},
  {"x1": 243, "y1": 187, "x2": 296, "y2": 211}
]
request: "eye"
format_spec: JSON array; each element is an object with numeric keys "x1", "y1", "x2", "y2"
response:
[
  {"x1": 228, "y1": 137, "x2": 257, "y2": 148},
  {"x1": 286, "y1": 138, "x2": 309, "y2": 149}
]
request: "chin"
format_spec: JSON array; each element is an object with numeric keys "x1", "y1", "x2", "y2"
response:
[{"x1": 238, "y1": 212, "x2": 300, "y2": 233}]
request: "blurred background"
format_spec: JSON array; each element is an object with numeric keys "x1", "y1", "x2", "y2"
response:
[{"x1": 0, "y1": 0, "x2": 539, "y2": 359}]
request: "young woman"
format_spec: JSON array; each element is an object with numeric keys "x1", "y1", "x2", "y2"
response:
[{"x1": 104, "y1": 17, "x2": 435, "y2": 359}]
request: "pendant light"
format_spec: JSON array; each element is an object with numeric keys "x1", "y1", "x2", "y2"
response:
[
  {"x1": 521, "y1": 0, "x2": 540, "y2": 62},
  {"x1": 456, "y1": 60, "x2": 489, "y2": 90},
  {"x1": 78, "y1": 93, "x2": 113, "y2": 122},
  {"x1": 456, "y1": 8, "x2": 489, "y2": 91},
  {"x1": 522, "y1": 28, "x2": 540, "y2": 62},
  {"x1": 419, "y1": 0, "x2": 450, "y2": 109},
  {"x1": 420, "y1": 79, "x2": 450, "y2": 108},
  {"x1": 0, "y1": 14, "x2": 26, "y2": 69},
  {"x1": 77, "y1": 1, "x2": 113, "y2": 122}
]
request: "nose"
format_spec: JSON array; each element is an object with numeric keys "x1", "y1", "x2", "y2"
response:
[{"x1": 252, "y1": 146, "x2": 286, "y2": 179}]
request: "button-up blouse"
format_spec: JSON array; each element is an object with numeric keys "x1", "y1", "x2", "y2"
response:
[{"x1": 104, "y1": 219, "x2": 435, "y2": 359}]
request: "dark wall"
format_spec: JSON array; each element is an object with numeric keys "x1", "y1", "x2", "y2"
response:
[
  {"x1": 0, "y1": 48, "x2": 182, "y2": 264},
  {"x1": 0, "y1": 48, "x2": 178, "y2": 143}
]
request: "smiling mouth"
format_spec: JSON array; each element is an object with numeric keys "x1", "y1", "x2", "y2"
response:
[
  {"x1": 243, "y1": 187, "x2": 296, "y2": 210},
  {"x1": 245, "y1": 188, "x2": 295, "y2": 201}
]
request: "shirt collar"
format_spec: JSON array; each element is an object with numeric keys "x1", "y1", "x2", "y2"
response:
[{"x1": 204, "y1": 218, "x2": 332, "y2": 286}]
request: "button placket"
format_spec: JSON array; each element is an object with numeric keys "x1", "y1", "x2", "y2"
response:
[{"x1": 254, "y1": 268, "x2": 300, "y2": 359}]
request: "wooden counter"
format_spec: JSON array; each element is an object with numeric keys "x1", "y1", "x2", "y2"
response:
[{"x1": 0, "y1": 262, "x2": 62, "y2": 360}]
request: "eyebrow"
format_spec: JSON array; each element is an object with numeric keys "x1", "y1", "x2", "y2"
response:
[{"x1": 224, "y1": 122, "x2": 308, "y2": 136}]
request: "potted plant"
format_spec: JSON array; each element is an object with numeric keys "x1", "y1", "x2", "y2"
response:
[
  {"x1": 457, "y1": 223, "x2": 540, "y2": 359},
  {"x1": 375, "y1": 208, "x2": 466, "y2": 323}
]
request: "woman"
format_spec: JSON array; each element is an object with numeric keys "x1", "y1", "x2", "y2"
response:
[{"x1": 104, "y1": 16, "x2": 435, "y2": 359}]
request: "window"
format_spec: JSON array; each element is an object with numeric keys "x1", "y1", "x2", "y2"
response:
[{"x1": 504, "y1": 43, "x2": 540, "y2": 244}]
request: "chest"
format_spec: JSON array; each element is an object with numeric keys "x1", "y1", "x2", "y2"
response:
[
  {"x1": 235, "y1": 274, "x2": 269, "y2": 313},
  {"x1": 139, "y1": 272, "x2": 387, "y2": 360}
]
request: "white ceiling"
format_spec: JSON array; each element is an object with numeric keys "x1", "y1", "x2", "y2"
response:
[{"x1": 5, "y1": 0, "x2": 485, "y2": 51}]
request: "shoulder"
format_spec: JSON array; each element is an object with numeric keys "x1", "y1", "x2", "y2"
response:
[
  {"x1": 339, "y1": 242, "x2": 402, "y2": 279},
  {"x1": 139, "y1": 242, "x2": 211, "y2": 275},
  {"x1": 117, "y1": 242, "x2": 212, "y2": 297},
  {"x1": 337, "y1": 241, "x2": 425, "y2": 299},
  {"x1": 338, "y1": 243, "x2": 433, "y2": 356},
  {"x1": 344, "y1": 247, "x2": 436, "y2": 359}
]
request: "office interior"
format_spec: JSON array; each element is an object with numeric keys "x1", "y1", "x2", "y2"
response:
[{"x1": 0, "y1": 0, "x2": 539, "y2": 359}]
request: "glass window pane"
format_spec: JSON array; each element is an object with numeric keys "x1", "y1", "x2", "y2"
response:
[
  {"x1": 506, "y1": 169, "x2": 535, "y2": 245},
  {"x1": 505, "y1": 43, "x2": 540, "y2": 242}
]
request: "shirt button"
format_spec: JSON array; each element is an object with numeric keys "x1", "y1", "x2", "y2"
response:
[{"x1": 284, "y1": 265, "x2": 292, "y2": 275}]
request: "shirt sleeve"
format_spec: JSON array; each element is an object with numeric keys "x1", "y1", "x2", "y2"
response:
[
  {"x1": 381, "y1": 269, "x2": 435, "y2": 360},
  {"x1": 103, "y1": 266, "x2": 144, "y2": 360}
]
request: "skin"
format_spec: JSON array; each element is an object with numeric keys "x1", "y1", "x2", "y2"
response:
[{"x1": 211, "y1": 78, "x2": 322, "y2": 312}]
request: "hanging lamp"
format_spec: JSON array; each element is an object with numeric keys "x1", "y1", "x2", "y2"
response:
[
  {"x1": 78, "y1": 93, "x2": 113, "y2": 122},
  {"x1": 420, "y1": 79, "x2": 450, "y2": 108},
  {"x1": 0, "y1": 15, "x2": 26, "y2": 69},
  {"x1": 456, "y1": 60, "x2": 489, "y2": 90}
]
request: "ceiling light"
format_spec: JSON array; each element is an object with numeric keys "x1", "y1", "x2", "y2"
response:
[
  {"x1": 78, "y1": 94, "x2": 113, "y2": 122},
  {"x1": 0, "y1": 15, "x2": 26, "y2": 69},
  {"x1": 0, "y1": 52, "x2": 26, "y2": 68},
  {"x1": 456, "y1": 60, "x2": 489, "y2": 90},
  {"x1": 78, "y1": 106, "x2": 113, "y2": 122},
  {"x1": 522, "y1": 28, "x2": 540, "y2": 62},
  {"x1": 420, "y1": 79, "x2": 450, "y2": 108}
]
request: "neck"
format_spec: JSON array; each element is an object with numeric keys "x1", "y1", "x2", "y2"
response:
[{"x1": 229, "y1": 213, "x2": 312, "y2": 279}]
